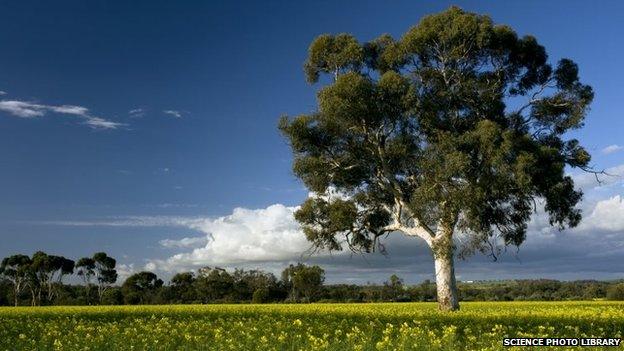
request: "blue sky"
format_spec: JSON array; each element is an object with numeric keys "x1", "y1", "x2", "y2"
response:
[{"x1": 1, "y1": 0, "x2": 623, "y2": 283}]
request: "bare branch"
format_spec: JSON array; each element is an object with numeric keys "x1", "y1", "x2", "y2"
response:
[{"x1": 577, "y1": 166, "x2": 614, "y2": 186}]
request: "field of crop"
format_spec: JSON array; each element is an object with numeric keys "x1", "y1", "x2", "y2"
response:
[{"x1": 0, "y1": 302, "x2": 623, "y2": 350}]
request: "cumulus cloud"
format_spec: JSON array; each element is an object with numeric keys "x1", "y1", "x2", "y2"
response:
[
  {"x1": 40, "y1": 205, "x2": 311, "y2": 273},
  {"x1": 581, "y1": 195, "x2": 624, "y2": 232},
  {"x1": 42, "y1": 182, "x2": 624, "y2": 282},
  {"x1": 0, "y1": 99, "x2": 124, "y2": 129},
  {"x1": 602, "y1": 144, "x2": 623, "y2": 155},
  {"x1": 116, "y1": 263, "x2": 137, "y2": 283},
  {"x1": 147, "y1": 189, "x2": 624, "y2": 279},
  {"x1": 147, "y1": 204, "x2": 310, "y2": 272},
  {"x1": 163, "y1": 110, "x2": 183, "y2": 118},
  {"x1": 159, "y1": 236, "x2": 208, "y2": 249}
]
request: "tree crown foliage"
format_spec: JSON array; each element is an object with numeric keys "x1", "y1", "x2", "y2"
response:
[{"x1": 279, "y1": 7, "x2": 593, "y2": 257}]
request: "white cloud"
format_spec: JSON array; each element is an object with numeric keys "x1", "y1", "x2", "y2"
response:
[
  {"x1": 147, "y1": 204, "x2": 310, "y2": 272},
  {"x1": 0, "y1": 100, "x2": 46, "y2": 117},
  {"x1": 42, "y1": 205, "x2": 310, "y2": 273},
  {"x1": 159, "y1": 236, "x2": 208, "y2": 249},
  {"x1": 602, "y1": 144, "x2": 623, "y2": 155},
  {"x1": 163, "y1": 110, "x2": 183, "y2": 118},
  {"x1": 128, "y1": 108, "x2": 145, "y2": 118},
  {"x1": 49, "y1": 104, "x2": 90, "y2": 115},
  {"x1": 116, "y1": 263, "x2": 136, "y2": 283},
  {"x1": 84, "y1": 116, "x2": 124, "y2": 129},
  {"x1": 581, "y1": 195, "x2": 624, "y2": 232},
  {"x1": 0, "y1": 91, "x2": 6, "y2": 95},
  {"x1": 39, "y1": 181, "x2": 624, "y2": 282},
  {"x1": 0, "y1": 99, "x2": 124, "y2": 129}
]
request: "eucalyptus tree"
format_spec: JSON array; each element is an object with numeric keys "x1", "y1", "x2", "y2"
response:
[
  {"x1": 31, "y1": 251, "x2": 74, "y2": 304},
  {"x1": 93, "y1": 252, "x2": 117, "y2": 303},
  {"x1": 122, "y1": 271, "x2": 163, "y2": 304},
  {"x1": 281, "y1": 263, "x2": 325, "y2": 302},
  {"x1": 170, "y1": 272, "x2": 197, "y2": 303},
  {"x1": 280, "y1": 7, "x2": 594, "y2": 310},
  {"x1": 195, "y1": 267, "x2": 234, "y2": 302},
  {"x1": 0, "y1": 254, "x2": 32, "y2": 306},
  {"x1": 76, "y1": 257, "x2": 96, "y2": 304}
]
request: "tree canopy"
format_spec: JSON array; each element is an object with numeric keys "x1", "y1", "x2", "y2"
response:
[{"x1": 279, "y1": 7, "x2": 593, "y2": 310}]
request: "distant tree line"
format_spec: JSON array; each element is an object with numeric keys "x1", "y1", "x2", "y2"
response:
[
  {"x1": 1, "y1": 252, "x2": 623, "y2": 306},
  {"x1": 0, "y1": 252, "x2": 117, "y2": 306}
]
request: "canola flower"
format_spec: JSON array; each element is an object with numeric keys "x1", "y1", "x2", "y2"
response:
[{"x1": 0, "y1": 301, "x2": 622, "y2": 350}]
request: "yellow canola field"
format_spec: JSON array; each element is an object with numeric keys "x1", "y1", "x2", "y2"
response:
[{"x1": 1, "y1": 301, "x2": 623, "y2": 350}]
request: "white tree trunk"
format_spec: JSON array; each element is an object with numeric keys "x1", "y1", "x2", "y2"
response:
[
  {"x1": 393, "y1": 209, "x2": 461, "y2": 311},
  {"x1": 433, "y1": 250, "x2": 459, "y2": 311}
]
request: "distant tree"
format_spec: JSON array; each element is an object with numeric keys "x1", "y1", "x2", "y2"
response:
[
  {"x1": 170, "y1": 272, "x2": 197, "y2": 303},
  {"x1": 100, "y1": 288, "x2": 123, "y2": 305},
  {"x1": 280, "y1": 6, "x2": 594, "y2": 311},
  {"x1": 24, "y1": 262, "x2": 40, "y2": 306},
  {"x1": 30, "y1": 251, "x2": 74, "y2": 305},
  {"x1": 195, "y1": 267, "x2": 233, "y2": 303},
  {"x1": 606, "y1": 283, "x2": 624, "y2": 301},
  {"x1": 122, "y1": 271, "x2": 163, "y2": 304},
  {"x1": 418, "y1": 280, "x2": 436, "y2": 302},
  {"x1": 230, "y1": 269, "x2": 279, "y2": 301},
  {"x1": 325, "y1": 284, "x2": 363, "y2": 302},
  {"x1": 0, "y1": 279, "x2": 11, "y2": 306},
  {"x1": 282, "y1": 263, "x2": 325, "y2": 302},
  {"x1": 581, "y1": 282, "x2": 604, "y2": 300},
  {"x1": 0, "y1": 254, "x2": 32, "y2": 306},
  {"x1": 252, "y1": 287, "x2": 270, "y2": 304},
  {"x1": 360, "y1": 284, "x2": 382, "y2": 302},
  {"x1": 382, "y1": 274, "x2": 405, "y2": 301},
  {"x1": 75, "y1": 257, "x2": 96, "y2": 304},
  {"x1": 93, "y1": 252, "x2": 117, "y2": 303}
]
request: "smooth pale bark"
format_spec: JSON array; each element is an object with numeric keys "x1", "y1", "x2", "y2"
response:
[
  {"x1": 397, "y1": 217, "x2": 461, "y2": 311},
  {"x1": 431, "y1": 223, "x2": 460, "y2": 311},
  {"x1": 433, "y1": 250, "x2": 459, "y2": 311}
]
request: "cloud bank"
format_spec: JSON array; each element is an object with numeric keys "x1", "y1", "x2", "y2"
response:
[
  {"x1": 146, "y1": 204, "x2": 310, "y2": 272},
  {"x1": 45, "y1": 165, "x2": 624, "y2": 282}
]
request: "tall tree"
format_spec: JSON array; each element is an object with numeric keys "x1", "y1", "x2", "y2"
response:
[
  {"x1": 75, "y1": 257, "x2": 96, "y2": 304},
  {"x1": 281, "y1": 263, "x2": 325, "y2": 302},
  {"x1": 170, "y1": 272, "x2": 197, "y2": 302},
  {"x1": 382, "y1": 274, "x2": 405, "y2": 301},
  {"x1": 280, "y1": 7, "x2": 594, "y2": 310},
  {"x1": 93, "y1": 252, "x2": 117, "y2": 303},
  {"x1": 0, "y1": 255, "x2": 32, "y2": 306},
  {"x1": 122, "y1": 271, "x2": 163, "y2": 304},
  {"x1": 195, "y1": 267, "x2": 233, "y2": 302},
  {"x1": 31, "y1": 251, "x2": 74, "y2": 304}
]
